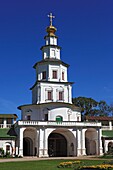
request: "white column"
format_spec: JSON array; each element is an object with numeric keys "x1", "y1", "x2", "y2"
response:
[
  {"x1": 3, "y1": 119, "x2": 7, "y2": 128},
  {"x1": 98, "y1": 128, "x2": 103, "y2": 155},
  {"x1": 68, "y1": 85, "x2": 72, "y2": 104},
  {"x1": 19, "y1": 127, "x2": 25, "y2": 157},
  {"x1": 81, "y1": 129, "x2": 86, "y2": 155},
  {"x1": 39, "y1": 128, "x2": 44, "y2": 157},
  {"x1": 109, "y1": 121, "x2": 112, "y2": 130},
  {"x1": 77, "y1": 129, "x2": 82, "y2": 156},
  {"x1": 43, "y1": 128, "x2": 49, "y2": 157}
]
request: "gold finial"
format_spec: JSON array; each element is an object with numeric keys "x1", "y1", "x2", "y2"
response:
[{"x1": 48, "y1": 13, "x2": 55, "y2": 26}]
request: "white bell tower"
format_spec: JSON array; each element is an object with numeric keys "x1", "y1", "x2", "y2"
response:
[{"x1": 30, "y1": 13, "x2": 73, "y2": 104}]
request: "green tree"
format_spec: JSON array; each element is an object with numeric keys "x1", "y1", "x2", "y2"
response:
[
  {"x1": 72, "y1": 97, "x2": 110, "y2": 116},
  {"x1": 98, "y1": 100, "x2": 110, "y2": 116},
  {"x1": 72, "y1": 97, "x2": 98, "y2": 115},
  {"x1": 109, "y1": 103, "x2": 113, "y2": 116}
]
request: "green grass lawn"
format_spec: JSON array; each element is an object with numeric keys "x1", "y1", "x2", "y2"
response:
[{"x1": 0, "y1": 159, "x2": 106, "y2": 170}]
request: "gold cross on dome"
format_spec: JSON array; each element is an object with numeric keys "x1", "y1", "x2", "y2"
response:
[{"x1": 48, "y1": 13, "x2": 55, "y2": 26}]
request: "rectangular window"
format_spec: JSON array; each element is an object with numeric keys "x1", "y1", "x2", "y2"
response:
[
  {"x1": 77, "y1": 117, "x2": 79, "y2": 121},
  {"x1": 45, "y1": 114, "x2": 48, "y2": 121},
  {"x1": 52, "y1": 70, "x2": 57, "y2": 79},
  {"x1": 59, "y1": 91, "x2": 63, "y2": 100},
  {"x1": 42, "y1": 71, "x2": 46, "y2": 79},
  {"x1": 62, "y1": 72, "x2": 64, "y2": 80},
  {"x1": 48, "y1": 91, "x2": 52, "y2": 100},
  {"x1": 27, "y1": 115, "x2": 31, "y2": 120},
  {"x1": 6, "y1": 145, "x2": 10, "y2": 151}
]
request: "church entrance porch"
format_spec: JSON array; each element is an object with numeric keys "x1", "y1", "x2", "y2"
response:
[{"x1": 48, "y1": 133, "x2": 67, "y2": 157}]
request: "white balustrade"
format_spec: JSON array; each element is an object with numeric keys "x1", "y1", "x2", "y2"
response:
[
  {"x1": 16, "y1": 121, "x2": 101, "y2": 127},
  {"x1": 0, "y1": 124, "x2": 11, "y2": 128}
]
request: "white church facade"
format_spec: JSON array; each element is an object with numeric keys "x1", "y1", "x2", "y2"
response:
[
  {"x1": 13, "y1": 13, "x2": 103, "y2": 157},
  {"x1": 0, "y1": 13, "x2": 108, "y2": 157}
]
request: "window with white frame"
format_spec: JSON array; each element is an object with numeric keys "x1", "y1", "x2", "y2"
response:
[
  {"x1": 52, "y1": 70, "x2": 57, "y2": 79},
  {"x1": 59, "y1": 91, "x2": 63, "y2": 100},
  {"x1": 62, "y1": 71, "x2": 65, "y2": 80},
  {"x1": 48, "y1": 91, "x2": 52, "y2": 100}
]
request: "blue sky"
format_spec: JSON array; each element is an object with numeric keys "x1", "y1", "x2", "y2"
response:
[{"x1": 0, "y1": 0, "x2": 113, "y2": 119}]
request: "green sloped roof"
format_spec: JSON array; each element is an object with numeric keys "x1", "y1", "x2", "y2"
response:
[
  {"x1": 102, "y1": 130, "x2": 113, "y2": 137},
  {"x1": 0, "y1": 128, "x2": 16, "y2": 138}
]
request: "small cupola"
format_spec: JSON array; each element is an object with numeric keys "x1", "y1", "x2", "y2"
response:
[{"x1": 46, "y1": 13, "x2": 57, "y2": 37}]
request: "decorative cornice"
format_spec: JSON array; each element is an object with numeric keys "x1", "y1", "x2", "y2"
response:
[
  {"x1": 33, "y1": 58, "x2": 69, "y2": 69},
  {"x1": 30, "y1": 80, "x2": 74, "y2": 90},
  {"x1": 18, "y1": 102, "x2": 81, "y2": 111},
  {"x1": 40, "y1": 44, "x2": 61, "y2": 50}
]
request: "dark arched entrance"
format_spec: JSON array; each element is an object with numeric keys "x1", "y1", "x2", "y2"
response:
[
  {"x1": 108, "y1": 142, "x2": 113, "y2": 153},
  {"x1": 23, "y1": 137, "x2": 33, "y2": 156},
  {"x1": 48, "y1": 133, "x2": 67, "y2": 157}
]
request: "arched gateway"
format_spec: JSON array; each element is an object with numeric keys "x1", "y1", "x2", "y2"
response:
[
  {"x1": 48, "y1": 133, "x2": 67, "y2": 157},
  {"x1": 23, "y1": 137, "x2": 33, "y2": 156}
]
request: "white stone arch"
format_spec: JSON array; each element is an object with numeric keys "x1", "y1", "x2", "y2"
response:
[
  {"x1": 85, "y1": 128, "x2": 98, "y2": 155},
  {"x1": 23, "y1": 127, "x2": 37, "y2": 156},
  {"x1": 47, "y1": 128, "x2": 76, "y2": 157}
]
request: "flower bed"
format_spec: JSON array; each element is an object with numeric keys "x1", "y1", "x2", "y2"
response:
[
  {"x1": 57, "y1": 161, "x2": 81, "y2": 168},
  {"x1": 80, "y1": 164, "x2": 113, "y2": 170}
]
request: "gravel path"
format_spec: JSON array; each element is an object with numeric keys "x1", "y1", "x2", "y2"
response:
[{"x1": 0, "y1": 156, "x2": 104, "y2": 163}]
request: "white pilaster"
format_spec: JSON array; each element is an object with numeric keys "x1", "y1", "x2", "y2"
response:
[
  {"x1": 19, "y1": 127, "x2": 25, "y2": 157},
  {"x1": 39, "y1": 128, "x2": 44, "y2": 157},
  {"x1": 98, "y1": 128, "x2": 103, "y2": 155},
  {"x1": 43, "y1": 128, "x2": 49, "y2": 157},
  {"x1": 109, "y1": 121, "x2": 112, "y2": 130},
  {"x1": 81, "y1": 129, "x2": 86, "y2": 155},
  {"x1": 77, "y1": 128, "x2": 82, "y2": 156}
]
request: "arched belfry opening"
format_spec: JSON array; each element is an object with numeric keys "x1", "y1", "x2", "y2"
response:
[
  {"x1": 48, "y1": 133, "x2": 67, "y2": 157},
  {"x1": 23, "y1": 137, "x2": 33, "y2": 156}
]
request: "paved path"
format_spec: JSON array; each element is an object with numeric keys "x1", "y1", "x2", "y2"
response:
[{"x1": 0, "y1": 156, "x2": 104, "y2": 163}]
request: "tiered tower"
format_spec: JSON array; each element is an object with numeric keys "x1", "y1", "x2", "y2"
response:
[
  {"x1": 30, "y1": 13, "x2": 73, "y2": 105},
  {"x1": 18, "y1": 13, "x2": 81, "y2": 123}
]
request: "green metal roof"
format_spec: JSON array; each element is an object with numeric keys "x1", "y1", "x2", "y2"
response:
[
  {"x1": 0, "y1": 128, "x2": 16, "y2": 138},
  {"x1": 102, "y1": 130, "x2": 113, "y2": 137}
]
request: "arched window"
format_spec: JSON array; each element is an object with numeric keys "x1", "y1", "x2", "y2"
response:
[{"x1": 56, "y1": 116, "x2": 63, "y2": 122}]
